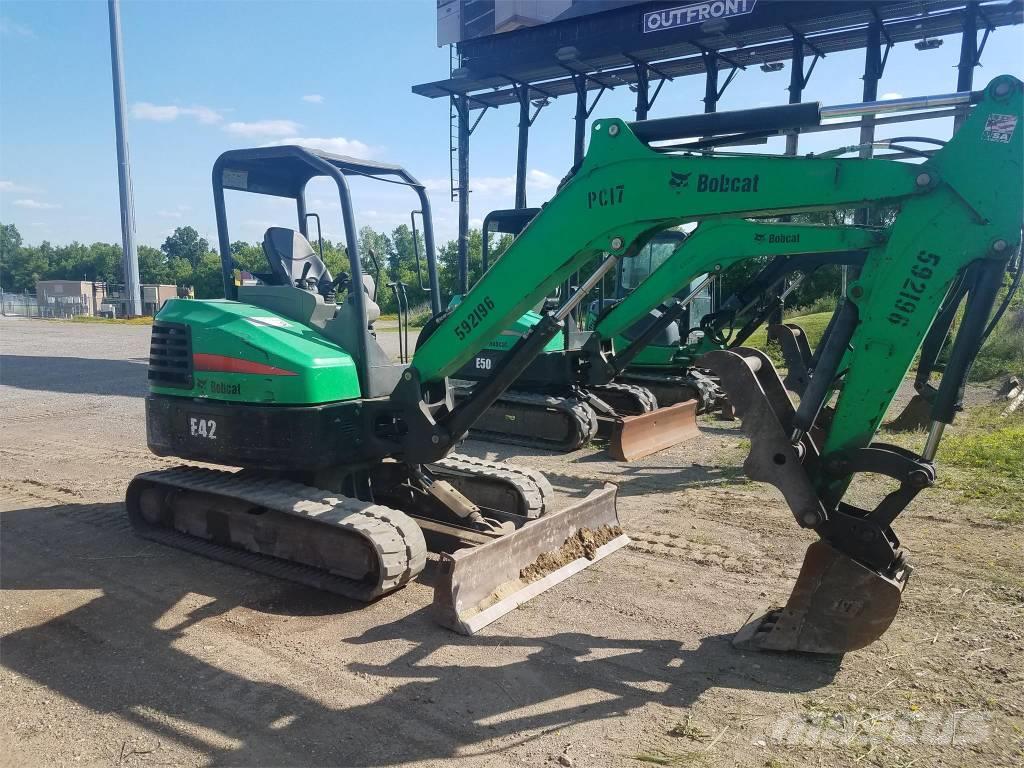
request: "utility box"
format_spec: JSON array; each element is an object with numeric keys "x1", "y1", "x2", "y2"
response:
[{"x1": 102, "y1": 283, "x2": 178, "y2": 317}]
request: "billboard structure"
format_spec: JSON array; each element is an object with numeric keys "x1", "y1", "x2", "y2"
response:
[{"x1": 416, "y1": 1, "x2": 1022, "y2": 294}]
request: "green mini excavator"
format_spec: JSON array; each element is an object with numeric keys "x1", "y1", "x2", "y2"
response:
[{"x1": 130, "y1": 75, "x2": 1021, "y2": 653}]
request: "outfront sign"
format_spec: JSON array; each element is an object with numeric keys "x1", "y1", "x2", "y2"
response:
[{"x1": 643, "y1": 0, "x2": 757, "y2": 33}]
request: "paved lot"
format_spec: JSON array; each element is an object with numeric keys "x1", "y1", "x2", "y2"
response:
[{"x1": 1, "y1": 316, "x2": 1020, "y2": 767}]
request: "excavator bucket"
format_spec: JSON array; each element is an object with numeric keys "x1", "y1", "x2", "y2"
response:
[
  {"x1": 433, "y1": 484, "x2": 628, "y2": 634},
  {"x1": 883, "y1": 394, "x2": 932, "y2": 432},
  {"x1": 605, "y1": 399, "x2": 700, "y2": 461},
  {"x1": 733, "y1": 540, "x2": 911, "y2": 654}
]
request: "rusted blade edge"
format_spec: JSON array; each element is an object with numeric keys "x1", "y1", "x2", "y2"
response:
[
  {"x1": 432, "y1": 485, "x2": 624, "y2": 635},
  {"x1": 607, "y1": 399, "x2": 700, "y2": 461}
]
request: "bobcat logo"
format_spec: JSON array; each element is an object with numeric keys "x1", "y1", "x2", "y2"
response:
[
  {"x1": 669, "y1": 171, "x2": 691, "y2": 189},
  {"x1": 754, "y1": 233, "x2": 766, "y2": 242}
]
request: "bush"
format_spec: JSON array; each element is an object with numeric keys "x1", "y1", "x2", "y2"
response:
[
  {"x1": 969, "y1": 308, "x2": 1024, "y2": 382},
  {"x1": 785, "y1": 293, "x2": 838, "y2": 318}
]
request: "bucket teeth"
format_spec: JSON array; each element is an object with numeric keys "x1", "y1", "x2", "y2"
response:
[
  {"x1": 702, "y1": 348, "x2": 913, "y2": 654},
  {"x1": 733, "y1": 541, "x2": 911, "y2": 654}
]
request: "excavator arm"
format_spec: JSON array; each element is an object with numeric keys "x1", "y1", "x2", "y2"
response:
[
  {"x1": 699, "y1": 76, "x2": 1022, "y2": 653},
  {"x1": 592, "y1": 218, "x2": 885, "y2": 349},
  {"x1": 406, "y1": 75, "x2": 1021, "y2": 653},
  {"x1": 409, "y1": 122, "x2": 923, "y2": 385}
]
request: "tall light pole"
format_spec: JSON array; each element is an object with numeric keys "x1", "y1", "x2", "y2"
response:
[{"x1": 108, "y1": 0, "x2": 142, "y2": 316}]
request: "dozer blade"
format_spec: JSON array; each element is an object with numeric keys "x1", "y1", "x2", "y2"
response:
[
  {"x1": 733, "y1": 540, "x2": 911, "y2": 654},
  {"x1": 883, "y1": 393, "x2": 932, "y2": 432},
  {"x1": 606, "y1": 399, "x2": 700, "y2": 461},
  {"x1": 433, "y1": 484, "x2": 628, "y2": 634}
]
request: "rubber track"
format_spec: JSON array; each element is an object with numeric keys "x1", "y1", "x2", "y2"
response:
[
  {"x1": 126, "y1": 466, "x2": 427, "y2": 601},
  {"x1": 620, "y1": 370, "x2": 722, "y2": 413},
  {"x1": 455, "y1": 386, "x2": 599, "y2": 452},
  {"x1": 431, "y1": 453, "x2": 556, "y2": 518},
  {"x1": 589, "y1": 382, "x2": 658, "y2": 414}
]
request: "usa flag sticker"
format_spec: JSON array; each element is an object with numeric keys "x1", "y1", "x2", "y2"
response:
[{"x1": 982, "y1": 114, "x2": 1018, "y2": 143}]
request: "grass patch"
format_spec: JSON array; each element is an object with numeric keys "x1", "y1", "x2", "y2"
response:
[
  {"x1": 69, "y1": 315, "x2": 154, "y2": 325},
  {"x1": 933, "y1": 405, "x2": 1024, "y2": 520},
  {"x1": 743, "y1": 311, "x2": 832, "y2": 351},
  {"x1": 969, "y1": 310, "x2": 1024, "y2": 382}
]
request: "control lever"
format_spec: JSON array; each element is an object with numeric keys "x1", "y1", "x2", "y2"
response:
[{"x1": 296, "y1": 261, "x2": 314, "y2": 290}]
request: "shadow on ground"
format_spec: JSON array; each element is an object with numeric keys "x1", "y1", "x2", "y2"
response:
[
  {"x1": 0, "y1": 355, "x2": 148, "y2": 397},
  {"x1": 1, "y1": 500, "x2": 839, "y2": 766}
]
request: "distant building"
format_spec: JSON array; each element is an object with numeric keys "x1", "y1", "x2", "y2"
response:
[
  {"x1": 34, "y1": 281, "x2": 178, "y2": 318},
  {"x1": 35, "y1": 280, "x2": 103, "y2": 318}
]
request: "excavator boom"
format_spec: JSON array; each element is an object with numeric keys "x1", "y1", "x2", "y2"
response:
[{"x1": 411, "y1": 75, "x2": 1022, "y2": 650}]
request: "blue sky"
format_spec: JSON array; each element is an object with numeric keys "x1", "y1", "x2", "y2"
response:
[{"x1": 1, "y1": 1, "x2": 1022, "y2": 250}]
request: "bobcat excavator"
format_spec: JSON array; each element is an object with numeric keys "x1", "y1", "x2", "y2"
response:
[
  {"x1": 130, "y1": 74, "x2": 1020, "y2": 653},
  {"x1": 453, "y1": 217, "x2": 884, "y2": 459}
]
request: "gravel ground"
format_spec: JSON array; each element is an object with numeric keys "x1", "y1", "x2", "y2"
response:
[{"x1": 1, "y1": 316, "x2": 1021, "y2": 768}]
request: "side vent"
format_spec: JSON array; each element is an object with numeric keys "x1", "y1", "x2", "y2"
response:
[{"x1": 148, "y1": 321, "x2": 193, "y2": 388}]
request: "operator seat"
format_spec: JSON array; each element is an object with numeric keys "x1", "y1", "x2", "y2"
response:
[
  {"x1": 261, "y1": 227, "x2": 381, "y2": 326},
  {"x1": 262, "y1": 227, "x2": 333, "y2": 296}
]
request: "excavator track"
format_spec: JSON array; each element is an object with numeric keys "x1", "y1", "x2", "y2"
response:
[
  {"x1": 620, "y1": 370, "x2": 722, "y2": 413},
  {"x1": 430, "y1": 453, "x2": 556, "y2": 521},
  {"x1": 453, "y1": 384, "x2": 599, "y2": 452},
  {"x1": 126, "y1": 466, "x2": 427, "y2": 601},
  {"x1": 589, "y1": 381, "x2": 658, "y2": 415}
]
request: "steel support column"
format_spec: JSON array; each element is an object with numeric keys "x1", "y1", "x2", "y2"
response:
[
  {"x1": 515, "y1": 86, "x2": 530, "y2": 209},
  {"x1": 634, "y1": 62, "x2": 650, "y2": 121},
  {"x1": 107, "y1": 0, "x2": 142, "y2": 316},
  {"x1": 703, "y1": 54, "x2": 719, "y2": 114},
  {"x1": 851, "y1": 17, "x2": 884, "y2": 289},
  {"x1": 455, "y1": 94, "x2": 470, "y2": 294},
  {"x1": 956, "y1": 2, "x2": 979, "y2": 129},
  {"x1": 785, "y1": 35, "x2": 805, "y2": 156},
  {"x1": 573, "y1": 74, "x2": 587, "y2": 166}
]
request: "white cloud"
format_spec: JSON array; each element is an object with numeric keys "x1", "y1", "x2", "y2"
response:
[
  {"x1": 158, "y1": 209, "x2": 183, "y2": 219},
  {"x1": 265, "y1": 136, "x2": 375, "y2": 157},
  {"x1": 302, "y1": 94, "x2": 325, "y2": 104},
  {"x1": 881, "y1": 92, "x2": 904, "y2": 101},
  {"x1": 13, "y1": 199, "x2": 60, "y2": 210},
  {"x1": 526, "y1": 168, "x2": 559, "y2": 191},
  {"x1": 0, "y1": 17, "x2": 34, "y2": 38},
  {"x1": 224, "y1": 120, "x2": 301, "y2": 137},
  {"x1": 424, "y1": 168, "x2": 558, "y2": 197},
  {"x1": 0, "y1": 180, "x2": 33, "y2": 193},
  {"x1": 132, "y1": 102, "x2": 223, "y2": 124}
]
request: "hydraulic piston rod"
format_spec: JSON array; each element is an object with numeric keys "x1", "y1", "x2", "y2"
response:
[{"x1": 819, "y1": 91, "x2": 980, "y2": 120}]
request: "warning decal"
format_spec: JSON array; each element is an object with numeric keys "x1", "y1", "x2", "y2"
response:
[{"x1": 983, "y1": 114, "x2": 1018, "y2": 143}]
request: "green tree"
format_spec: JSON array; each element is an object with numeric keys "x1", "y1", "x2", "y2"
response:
[
  {"x1": 438, "y1": 228, "x2": 483, "y2": 302},
  {"x1": 166, "y1": 257, "x2": 194, "y2": 287},
  {"x1": 138, "y1": 245, "x2": 169, "y2": 284},
  {"x1": 0, "y1": 223, "x2": 25, "y2": 291},
  {"x1": 87, "y1": 242, "x2": 123, "y2": 284},
  {"x1": 229, "y1": 241, "x2": 265, "y2": 273},
  {"x1": 6, "y1": 241, "x2": 51, "y2": 292},
  {"x1": 192, "y1": 251, "x2": 226, "y2": 299},
  {"x1": 161, "y1": 226, "x2": 209, "y2": 269}
]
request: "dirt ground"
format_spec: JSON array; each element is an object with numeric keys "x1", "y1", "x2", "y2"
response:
[{"x1": 1, "y1": 316, "x2": 1021, "y2": 768}]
